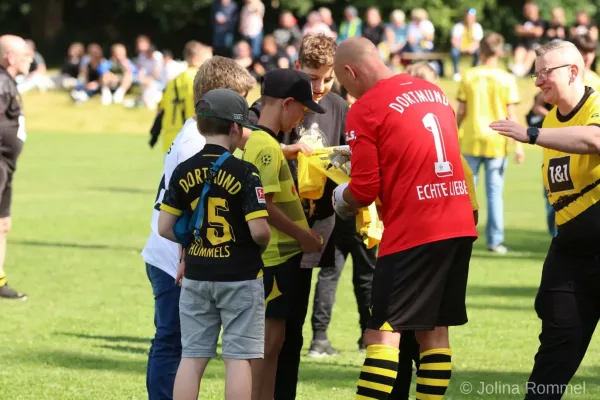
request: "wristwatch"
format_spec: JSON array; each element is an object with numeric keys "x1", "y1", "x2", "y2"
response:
[{"x1": 527, "y1": 127, "x2": 540, "y2": 144}]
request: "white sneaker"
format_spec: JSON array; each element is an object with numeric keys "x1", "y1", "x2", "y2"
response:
[
  {"x1": 113, "y1": 88, "x2": 125, "y2": 104},
  {"x1": 453, "y1": 73, "x2": 461, "y2": 82},
  {"x1": 488, "y1": 244, "x2": 509, "y2": 254},
  {"x1": 101, "y1": 88, "x2": 112, "y2": 105},
  {"x1": 71, "y1": 90, "x2": 89, "y2": 103}
]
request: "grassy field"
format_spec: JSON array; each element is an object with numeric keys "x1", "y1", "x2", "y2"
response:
[{"x1": 1, "y1": 79, "x2": 600, "y2": 400}]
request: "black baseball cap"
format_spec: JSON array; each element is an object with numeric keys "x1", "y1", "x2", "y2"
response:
[
  {"x1": 195, "y1": 88, "x2": 257, "y2": 129},
  {"x1": 261, "y1": 69, "x2": 326, "y2": 114}
]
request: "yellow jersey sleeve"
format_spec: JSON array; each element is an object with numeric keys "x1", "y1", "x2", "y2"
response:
[
  {"x1": 584, "y1": 98, "x2": 600, "y2": 126},
  {"x1": 248, "y1": 144, "x2": 281, "y2": 194},
  {"x1": 461, "y1": 155, "x2": 478, "y2": 211}
]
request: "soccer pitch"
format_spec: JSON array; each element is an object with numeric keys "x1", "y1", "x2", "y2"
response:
[{"x1": 1, "y1": 83, "x2": 600, "y2": 400}]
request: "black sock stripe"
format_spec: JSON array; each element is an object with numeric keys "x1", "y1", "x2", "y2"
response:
[
  {"x1": 359, "y1": 372, "x2": 396, "y2": 388},
  {"x1": 417, "y1": 369, "x2": 452, "y2": 380},
  {"x1": 420, "y1": 354, "x2": 451, "y2": 364},
  {"x1": 357, "y1": 385, "x2": 389, "y2": 399},
  {"x1": 416, "y1": 384, "x2": 448, "y2": 396},
  {"x1": 364, "y1": 358, "x2": 398, "y2": 371}
]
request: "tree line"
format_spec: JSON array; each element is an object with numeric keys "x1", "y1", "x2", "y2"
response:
[{"x1": 2, "y1": 0, "x2": 598, "y2": 65}]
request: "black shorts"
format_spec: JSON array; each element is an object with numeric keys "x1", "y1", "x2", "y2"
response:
[
  {"x1": 262, "y1": 253, "x2": 302, "y2": 320},
  {"x1": 0, "y1": 132, "x2": 23, "y2": 218},
  {"x1": 368, "y1": 237, "x2": 473, "y2": 331}
]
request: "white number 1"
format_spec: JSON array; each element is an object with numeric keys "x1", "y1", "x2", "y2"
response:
[{"x1": 422, "y1": 113, "x2": 453, "y2": 177}]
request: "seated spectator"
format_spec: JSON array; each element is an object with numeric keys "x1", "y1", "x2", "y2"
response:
[
  {"x1": 385, "y1": 10, "x2": 408, "y2": 71},
  {"x1": 253, "y1": 34, "x2": 289, "y2": 77},
  {"x1": 233, "y1": 40, "x2": 255, "y2": 76},
  {"x1": 135, "y1": 35, "x2": 164, "y2": 109},
  {"x1": 319, "y1": 7, "x2": 338, "y2": 40},
  {"x1": 572, "y1": 34, "x2": 600, "y2": 91},
  {"x1": 570, "y1": 10, "x2": 598, "y2": 41},
  {"x1": 273, "y1": 11, "x2": 302, "y2": 62},
  {"x1": 338, "y1": 6, "x2": 362, "y2": 43},
  {"x1": 70, "y1": 43, "x2": 107, "y2": 103},
  {"x1": 303, "y1": 11, "x2": 334, "y2": 38},
  {"x1": 362, "y1": 7, "x2": 388, "y2": 61},
  {"x1": 160, "y1": 49, "x2": 187, "y2": 85},
  {"x1": 510, "y1": 1, "x2": 544, "y2": 77},
  {"x1": 17, "y1": 40, "x2": 52, "y2": 93},
  {"x1": 405, "y1": 8, "x2": 435, "y2": 53},
  {"x1": 544, "y1": 7, "x2": 566, "y2": 43},
  {"x1": 239, "y1": 0, "x2": 265, "y2": 58},
  {"x1": 450, "y1": 8, "x2": 483, "y2": 81},
  {"x1": 98, "y1": 43, "x2": 137, "y2": 105},
  {"x1": 54, "y1": 42, "x2": 85, "y2": 90}
]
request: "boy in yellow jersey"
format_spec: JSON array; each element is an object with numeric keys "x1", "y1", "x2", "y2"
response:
[
  {"x1": 389, "y1": 61, "x2": 479, "y2": 400},
  {"x1": 491, "y1": 39, "x2": 600, "y2": 400},
  {"x1": 242, "y1": 68, "x2": 325, "y2": 400},
  {"x1": 149, "y1": 41, "x2": 212, "y2": 153},
  {"x1": 456, "y1": 32, "x2": 524, "y2": 255}
]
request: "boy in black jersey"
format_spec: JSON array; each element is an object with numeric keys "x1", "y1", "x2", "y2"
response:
[{"x1": 158, "y1": 88, "x2": 271, "y2": 400}]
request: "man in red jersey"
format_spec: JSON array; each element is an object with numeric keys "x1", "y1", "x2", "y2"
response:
[{"x1": 333, "y1": 37, "x2": 478, "y2": 400}]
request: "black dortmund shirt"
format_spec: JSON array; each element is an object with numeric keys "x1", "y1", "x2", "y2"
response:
[{"x1": 161, "y1": 144, "x2": 268, "y2": 281}]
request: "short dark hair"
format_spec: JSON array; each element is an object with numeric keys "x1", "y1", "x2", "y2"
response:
[
  {"x1": 197, "y1": 116, "x2": 234, "y2": 136},
  {"x1": 572, "y1": 34, "x2": 597, "y2": 53},
  {"x1": 480, "y1": 32, "x2": 504, "y2": 57}
]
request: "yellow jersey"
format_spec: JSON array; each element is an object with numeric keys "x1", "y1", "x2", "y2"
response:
[
  {"x1": 158, "y1": 67, "x2": 197, "y2": 153},
  {"x1": 542, "y1": 87, "x2": 600, "y2": 249},
  {"x1": 457, "y1": 66, "x2": 520, "y2": 158},
  {"x1": 461, "y1": 155, "x2": 478, "y2": 211},
  {"x1": 243, "y1": 129, "x2": 309, "y2": 266}
]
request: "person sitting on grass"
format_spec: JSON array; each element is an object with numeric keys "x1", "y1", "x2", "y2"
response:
[{"x1": 157, "y1": 88, "x2": 271, "y2": 400}]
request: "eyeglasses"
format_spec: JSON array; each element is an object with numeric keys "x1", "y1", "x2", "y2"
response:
[{"x1": 531, "y1": 64, "x2": 571, "y2": 80}]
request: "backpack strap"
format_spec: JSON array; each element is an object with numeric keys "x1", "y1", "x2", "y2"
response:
[{"x1": 189, "y1": 151, "x2": 232, "y2": 240}]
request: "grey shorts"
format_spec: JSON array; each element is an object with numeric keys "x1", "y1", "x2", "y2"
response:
[{"x1": 179, "y1": 277, "x2": 265, "y2": 359}]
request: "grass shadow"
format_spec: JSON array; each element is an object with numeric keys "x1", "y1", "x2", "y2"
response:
[
  {"x1": 467, "y1": 303, "x2": 533, "y2": 311},
  {"x1": 24, "y1": 350, "x2": 146, "y2": 374},
  {"x1": 97, "y1": 344, "x2": 149, "y2": 355},
  {"x1": 13, "y1": 240, "x2": 140, "y2": 253},
  {"x1": 467, "y1": 285, "x2": 538, "y2": 298},
  {"x1": 472, "y1": 227, "x2": 551, "y2": 258},
  {"x1": 57, "y1": 332, "x2": 151, "y2": 344}
]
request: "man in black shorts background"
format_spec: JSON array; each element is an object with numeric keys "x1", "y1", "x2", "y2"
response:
[{"x1": 0, "y1": 35, "x2": 32, "y2": 300}]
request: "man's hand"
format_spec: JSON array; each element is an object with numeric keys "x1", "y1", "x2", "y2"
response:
[
  {"x1": 489, "y1": 120, "x2": 528, "y2": 143},
  {"x1": 283, "y1": 143, "x2": 313, "y2": 160},
  {"x1": 300, "y1": 229, "x2": 323, "y2": 253},
  {"x1": 332, "y1": 182, "x2": 357, "y2": 219}
]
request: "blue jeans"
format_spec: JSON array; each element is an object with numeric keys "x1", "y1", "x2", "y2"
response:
[
  {"x1": 463, "y1": 155, "x2": 507, "y2": 247},
  {"x1": 543, "y1": 186, "x2": 557, "y2": 237},
  {"x1": 244, "y1": 31, "x2": 264, "y2": 58},
  {"x1": 213, "y1": 31, "x2": 234, "y2": 49},
  {"x1": 146, "y1": 264, "x2": 182, "y2": 400},
  {"x1": 451, "y1": 47, "x2": 479, "y2": 75}
]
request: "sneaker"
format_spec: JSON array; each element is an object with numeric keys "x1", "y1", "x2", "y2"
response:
[
  {"x1": 488, "y1": 244, "x2": 509, "y2": 254},
  {"x1": 453, "y1": 73, "x2": 461, "y2": 82},
  {"x1": 101, "y1": 88, "x2": 112, "y2": 105},
  {"x1": 0, "y1": 284, "x2": 28, "y2": 300},
  {"x1": 307, "y1": 339, "x2": 340, "y2": 358}
]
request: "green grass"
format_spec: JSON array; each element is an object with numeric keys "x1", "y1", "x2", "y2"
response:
[{"x1": 1, "y1": 82, "x2": 600, "y2": 400}]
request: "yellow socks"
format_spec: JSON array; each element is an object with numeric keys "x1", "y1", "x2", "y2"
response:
[
  {"x1": 356, "y1": 344, "x2": 399, "y2": 399},
  {"x1": 416, "y1": 348, "x2": 452, "y2": 400}
]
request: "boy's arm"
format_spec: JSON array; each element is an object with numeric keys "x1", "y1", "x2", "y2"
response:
[
  {"x1": 265, "y1": 194, "x2": 321, "y2": 253},
  {"x1": 241, "y1": 165, "x2": 271, "y2": 252},
  {"x1": 158, "y1": 211, "x2": 178, "y2": 242}
]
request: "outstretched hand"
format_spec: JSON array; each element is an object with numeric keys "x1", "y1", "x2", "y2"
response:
[{"x1": 489, "y1": 120, "x2": 529, "y2": 143}]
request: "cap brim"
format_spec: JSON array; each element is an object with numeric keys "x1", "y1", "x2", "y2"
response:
[
  {"x1": 302, "y1": 100, "x2": 326, "y2": 114},
  {"x1": 238, "y1": 122, "x2": 260, "y2": 130}
]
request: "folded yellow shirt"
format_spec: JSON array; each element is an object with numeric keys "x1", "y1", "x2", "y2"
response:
[{"x1": 297, "y1": 147, "x2": 382, "y2": 248}]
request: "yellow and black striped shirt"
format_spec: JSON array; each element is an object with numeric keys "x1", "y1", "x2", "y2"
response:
[
  {"x1": 242, "y1": 128, "x2": 309, "y2": 266},
  {"x1": 542, "y1": 86, "x2": 600, "y2": 251}
]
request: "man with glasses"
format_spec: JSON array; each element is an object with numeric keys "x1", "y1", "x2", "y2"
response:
[
  {"x1": 456, "y1": 32, "x2": 524, "y2": 255},
  {"x1": 0, "y1": 35, "x2": 33, "y2": 300},
  {"x1": 491, "y1": 40, "x2": 600, "y2": 399}
]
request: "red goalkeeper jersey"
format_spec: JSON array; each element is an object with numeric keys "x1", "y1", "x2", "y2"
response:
[{"x1": 346, "y1": 73, "x2": 478, "y2": 257}]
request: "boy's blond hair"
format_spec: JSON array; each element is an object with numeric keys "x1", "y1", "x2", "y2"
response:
[
  {"x1": 404, "y1": 62, "x2": 438, "y2": 83},
  {"x1": 298, "y1": 34, "x2": 337, "y2": 69},
  {"x1": 193, "y1": 56, "x2": 257, "y2": 104}
]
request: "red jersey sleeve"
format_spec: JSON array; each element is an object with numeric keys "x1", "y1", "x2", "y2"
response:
[{"x1": 346, "y1": 102, "x2": 380, "y2": 205}]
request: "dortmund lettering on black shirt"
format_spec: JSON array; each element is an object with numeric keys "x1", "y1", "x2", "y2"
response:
[{"x1": 161, "y1": 144, "x2": 268, "y2": 281}]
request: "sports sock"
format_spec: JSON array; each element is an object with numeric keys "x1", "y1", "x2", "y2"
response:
[
  {"x1": 356, "y1": 344, "x2": 399, "y2": 399},
  {"x1": 0, "y1": 274, "x2": 6, "y2": 288},
  {"x1": 416, "y1": 348, "x2": 452, "y2": 400},
  {"x1": 313, "y1": 330, "x2": 328, "y2": 341}
]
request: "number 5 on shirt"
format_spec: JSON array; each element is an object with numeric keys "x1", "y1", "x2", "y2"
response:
[
  {"x1": 206, "y1": 197, "x2": 235, "y2": 246},
  {"x1": 422, "y1": 113, "x2": 453, "y2": 177}
]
